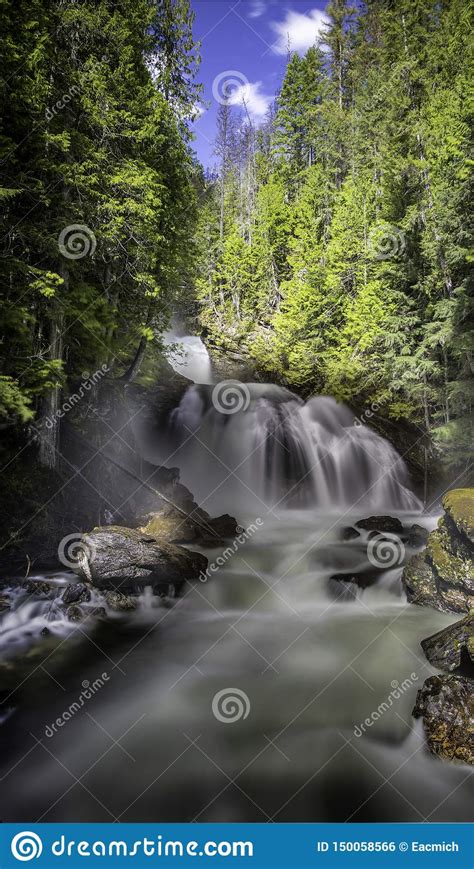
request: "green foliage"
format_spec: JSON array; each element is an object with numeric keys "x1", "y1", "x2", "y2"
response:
[
  {"x1": 197, "y1": 0, "x2": 473, "y2": 434},
  {"x1": 0, "y1": 376, "x2": 33, "y2": 422},
  {"x1": 0, "y1": 0, "x2": 201, "y2": 434}
]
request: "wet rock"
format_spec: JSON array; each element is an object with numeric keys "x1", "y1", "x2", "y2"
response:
[
  {"x1": 343, "y1": 519, "x2": 428, "y2": 548},
  {"x1": 405, "y1": 524, "x2": 429, "y2": 548},
  {"x1": 66, "y1": 604, "x2": 84, "y2": 622},
  {"x1": 420, "y1": 614, "x2": 474, "y2": 676},
  {"x1": 62, "y1": 583, "x2": 91, "y2": 605},
  {"x1": 141, "y1": 505, "x2": 239, "y2": 546},
  {"x1": 73, "y1": 525, "x2": 208, "y2": 592},
  {"x1": 88, "y1": 606, "x2": 107, "y2": 619},
  {"x1": 403, "y1": 488, "x2": 474, "y2": 614},
  {"x1": 40, "y1": 627, "x2": 50, "y2": 637},
  {"x1": 327, "y1": 576, "x2": 359, "y2": 600},
  {"x1": 22, "y1": 580, "x2": 52, "y2": 597},
  {"x1": 103, "y1": 591, "x2": 137, "y2": 611},
  {"x1": 340, "y1": 526, "x2": 361, "y2": 541},
  {"x1": 0, "y1": 595, "x2": 10, "y2": 612},
  {"x1": 330, "y1": 567, "x2": 383, "y2": 591},
  {"x1": 413, "y1": 674, "x2": 474, "y2": 764},
  {"x1": 355, "y1": 516, "x2": 404, "y2": 535},
  {"x1": 204, "y1": 513, "x2": 241, "y2": 544}
]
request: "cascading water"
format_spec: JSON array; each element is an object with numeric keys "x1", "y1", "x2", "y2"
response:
[
  {"x1": 162, "y1": 328, "x2": 213, "y2": 384},
  {"x1": 160, "y1": 383, "x2": 420, "y2": 516}
]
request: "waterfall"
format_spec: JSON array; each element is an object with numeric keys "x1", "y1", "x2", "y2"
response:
[
  {"x1": 162, "y1": 328, "x2": 213, "y2": 384},
  {"x1": 155, "y1": 383, "x2": 420, "y2": 515}
]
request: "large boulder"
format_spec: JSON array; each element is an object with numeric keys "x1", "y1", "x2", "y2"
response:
[
  {"x1": 420, "y1": 613, "x2": 474, "y2": 675},
  {"x1": 403, "y1": 488, "x2": 474, "y2": 613},
  {"x1": 413, "y1": 674, "x2": 474, "y2": 765},
  {"x1": 140, "y1": 504, "x2": 239, "y2": 546},
  {"x1": 73, "y1": 525, "x2": 208, "y2": 592}
]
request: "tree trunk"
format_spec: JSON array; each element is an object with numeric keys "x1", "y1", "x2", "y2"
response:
[
  {"x1": 38, "y1": 306, "x2": 65, "y2": 469},
  {"x1": 122, "y1": 334, "x2": 148, "y2": 383}
]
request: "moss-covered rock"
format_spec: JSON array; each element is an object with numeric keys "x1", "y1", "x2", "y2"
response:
[
  {"x1": 413, "y1": 674, "x2": 474, "y2": 765},
  {"x1": 402, "y1": 488, "x2": 474, "y2": 614},
  {"x1": 443, "y1": 489, "x2": 474, "y2": 543}
]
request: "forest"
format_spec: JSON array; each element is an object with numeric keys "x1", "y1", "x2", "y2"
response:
[{"x1": 197, "y1": 0, "x2": 472, "y2": 454}]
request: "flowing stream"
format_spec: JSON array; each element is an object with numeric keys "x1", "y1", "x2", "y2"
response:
[{"x1": 0, "y1": 334, "x2": 471, "y2": 822}]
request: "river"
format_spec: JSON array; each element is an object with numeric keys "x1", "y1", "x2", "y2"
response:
[{"x1": 0, "y1": 334, "x2": 471, "y2": 822}]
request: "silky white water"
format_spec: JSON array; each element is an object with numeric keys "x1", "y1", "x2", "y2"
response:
[
  {"x1": 162, "y1": 329, "x2": 213, "y2": 384},
  {"x1": 156, "y1": 383, "x2": 421, "y2": 517}
]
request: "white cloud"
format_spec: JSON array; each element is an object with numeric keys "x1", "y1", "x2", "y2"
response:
[
  {"x1": 270, "y1": 9, "x2": 329, "y2": 55},
  {"x1": 248, "y1": 0, "x2": 267, "y2": 18},
  {"x1": 228, "y1": 81, "x2": 273, "y2": 121},
  {"x1": 191, "y1": 102, "x2": 206, "y2": 121}
]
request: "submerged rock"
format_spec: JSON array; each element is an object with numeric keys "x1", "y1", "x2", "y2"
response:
[
  {"x1": 0, "y1": 595, "x2": 10, "y2": 612},
  {"x1": 102, "y1": 590, "x2": 137, "y2": 611},
  {"x1": 329, "y1": 568, "x2": 382, "y2": 592},
  {"x1": 22, "y1": 580, "x2": 52, "y2": 597},
  {"x1": 327, "y1": 576, "x2": 359, "y2": 600},
  {"x1": 403, "y1": 488, "x2": 474, "y2": 614},
  {"x1": 342, "y1": 518, "x2": 428, "y2": 548},
  {"x1": 62, "y1": 583, "x2": 91, "y2": 605},
  {"x1": 355, "y1": 516, "x2": 404, "y2": 535},
  {"x1": 66, "y1": 604, "x2": 84, "y2": 622},
  {"x1": 420, "y1": 614, "x2": 474, "y2": 676},
  {"x1": 413, "y1": 674, "x2": 474, "y2": 765},
  {"x1": 73, "y1": 525, "x2": 208, "y2": 592},
  {"x1": 339, "y1": 526, "x2": 361, "y2": 541}
]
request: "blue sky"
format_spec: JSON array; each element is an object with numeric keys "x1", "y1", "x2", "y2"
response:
[{"x1": 189, "y1": 0, "x2": 328, "y2": 168}]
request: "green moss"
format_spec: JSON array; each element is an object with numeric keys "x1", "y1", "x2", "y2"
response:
[
  {"x1": 442, "y1": 488, "x2": 474, "y2": 542},
  {"x1": 427, "y1": 524, "x2": 473, "y2": 587}
]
